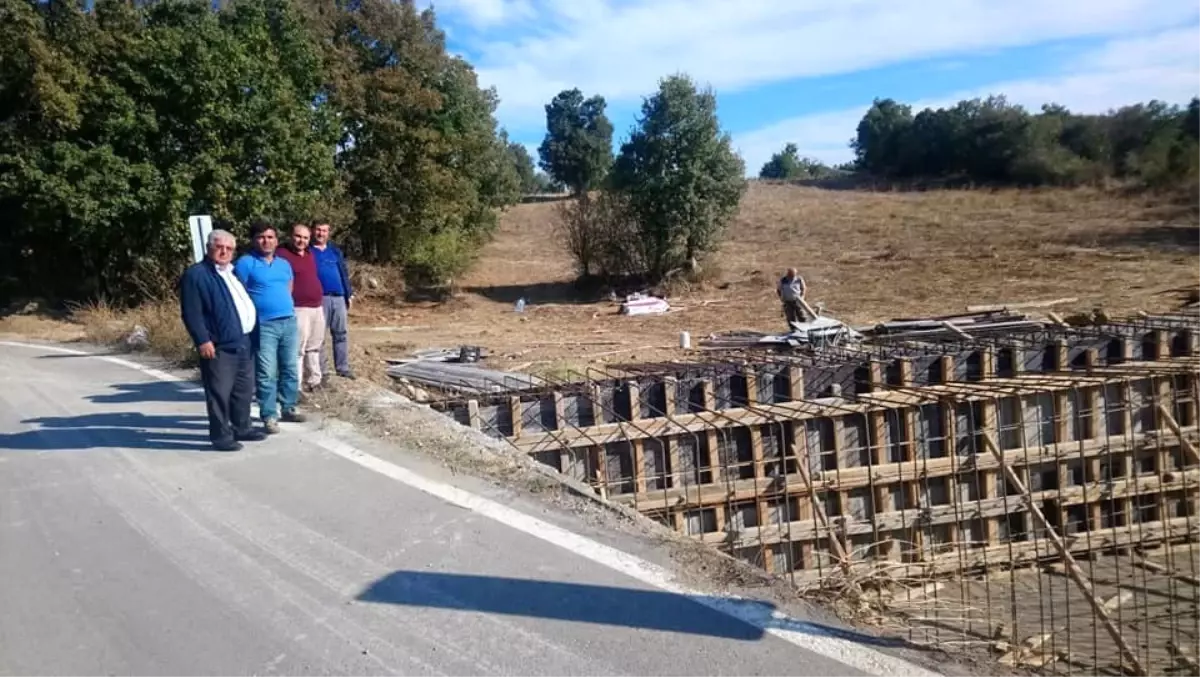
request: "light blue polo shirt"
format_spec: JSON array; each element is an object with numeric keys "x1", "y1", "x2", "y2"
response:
[{"x1": 233, "y1": 251, "x2": 295, "y2": 322}]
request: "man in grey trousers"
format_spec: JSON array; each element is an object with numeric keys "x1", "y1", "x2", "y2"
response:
[{"x1": 310, "y1": 220, "x2": 356, "y2": 380}]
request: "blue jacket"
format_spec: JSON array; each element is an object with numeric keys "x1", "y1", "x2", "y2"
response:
[
  {"x1": 311, "y1": 242, "x2": 353, "y2": 298},
  {"x1": 179, "y1": 260, "x2": 249, "y2": 350}
]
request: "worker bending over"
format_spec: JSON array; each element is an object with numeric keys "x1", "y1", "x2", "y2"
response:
[{"x1": 777, "y1": 267, "x2": 811, "y2": 329}]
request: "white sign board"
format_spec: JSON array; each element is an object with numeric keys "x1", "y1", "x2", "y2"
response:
[{"x1": 188, "y1": 215, "x2": 213, "y2": 263}]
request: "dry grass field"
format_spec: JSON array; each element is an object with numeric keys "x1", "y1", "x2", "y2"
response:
[
  {"x1": 350, "y1": 182, "x2": 1200, "y2": 378},
  {"x1": 3, "y1": 182, "x2": 1195, "y2": 383}
]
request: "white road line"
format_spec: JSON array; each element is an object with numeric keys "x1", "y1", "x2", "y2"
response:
[{"x1": 1, "y1": 340, "x2": 940, "y2": 677}]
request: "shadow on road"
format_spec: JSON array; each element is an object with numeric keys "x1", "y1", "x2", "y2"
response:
[
  {"x1": 89, "y1": 381, "x2": 204, "y2": 405},
  {"x1": 0, "y1": 381, "x2": 213, "y2": 452},
  {"x1": 356, "y1": 570, "x2": 909, "y2": 649}
]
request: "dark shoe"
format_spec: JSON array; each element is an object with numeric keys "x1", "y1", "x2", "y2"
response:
[
  {"x1": 236, "y1": 429, "x2": 267, "y2": 442},
  {"x1": 281, "y1": 409, "x2": 307, "y2": 423},
  {"x1": 212, "y1": 440, "x2": 244, "y2": 452},
  {"x1": 337, "y1": 371, "x2": 356, "y2": 380}
]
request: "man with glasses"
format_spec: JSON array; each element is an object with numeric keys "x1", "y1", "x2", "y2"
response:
[{"x1": 179, "y1": 229, "x2": 265, "y2": 451}]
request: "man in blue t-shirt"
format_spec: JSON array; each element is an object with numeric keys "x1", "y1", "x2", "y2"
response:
[{"x1": 234, "y1": 221, "x2": 305, "y2": 433}]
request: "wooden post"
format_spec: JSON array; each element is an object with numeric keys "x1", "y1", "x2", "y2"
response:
[
  {"x1": 466, "y1": 399, "x2": 481, "y2": 430},
  {"x1": 1157, "y1": 403, "x2": 1200, "y2": 465},
  {"x1": 790, "y1": 442, "x2": 850, "y2": 569},
  {"x1": 788, "y1": 365, "x2": 805, "y2": 401},
  {"x1": 591, "y1": 445, "x2": 607, "y2": 500},
  {"x1": 509, "y1": 395, "x2": 523, "y2": 438}
]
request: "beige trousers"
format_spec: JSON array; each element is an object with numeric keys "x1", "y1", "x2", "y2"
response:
[{"x1": 295, "y1": 306, "x2": 326, "y2": 388}]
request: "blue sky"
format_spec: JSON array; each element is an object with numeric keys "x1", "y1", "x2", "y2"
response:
[{"x1": 423, "y1": 0, "x2": 1200, "y2": 175}]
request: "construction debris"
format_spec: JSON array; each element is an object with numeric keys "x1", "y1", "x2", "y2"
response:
[
  {"x1": 386, "y1": 345, "x2": 541, "y2": 396},
  {"x1": 965, "y1": 297, "x2": 1078, "y2": 312},
  {"x1": 698, "y1": 309, "x2": 1068, "y2": 350},
  {"x1": 619, "y1": 292, "x2": 671, "y2": 316},
  {"x1": 699, "y1": 315, "x2": 863, "y2": 350},
  {"x1": 858, "y1": 309, "x2": 1045, "y2": 342}
]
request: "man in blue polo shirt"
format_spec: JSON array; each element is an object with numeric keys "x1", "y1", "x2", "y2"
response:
[{"x1": 234, "y1": 221, "x2": 306, "y2": 433}]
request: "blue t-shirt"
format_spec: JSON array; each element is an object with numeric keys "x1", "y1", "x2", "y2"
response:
[{"x1": 233, "y1": 251, "x2": 295, "y2": 322}]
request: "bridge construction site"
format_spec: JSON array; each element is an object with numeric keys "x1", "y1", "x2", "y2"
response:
[{"x1": 420, "y1": 306, "x2": 1200, "y2": 676}]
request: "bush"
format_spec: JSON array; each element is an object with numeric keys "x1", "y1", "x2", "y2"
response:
[
  {"x1": 554, "y1": 192, "x2": 645, "y2": 280},
  {"x1": 73, "y1": 298, "x2": 197, "y2": 367}
]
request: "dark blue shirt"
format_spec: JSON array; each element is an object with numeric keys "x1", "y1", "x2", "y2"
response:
[
  {"x1": 311, "y1": 242, "x2": 353, "y2": 298},
  {"x1": 234, "y1": 251, "x2": 294, "y2": 321}
]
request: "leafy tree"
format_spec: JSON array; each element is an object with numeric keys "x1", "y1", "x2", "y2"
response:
[
  {"x1": 502, "y1": 134, "x2": 539, "y2": 194},
  {"x1": 851, "y1": 98, "x2": 913, "y2": 175},
  {"x1": 759, "y1": 143, "x2": 838, "y2": 179},
  {"x1": 0, "y1": 0, "x2": 337, "y2": 303},
  {"x1": 533, "y1": 171, "x2": 563, "y2": 193},
  {"x1": 609, "y1": 74, "x2": 746, "y2": 280},
  {"x1": 0, "y1": 0, "x2": 522, "y2": 303},
  {"x1": 303, "y1": 0, "x2": 517, "y2": 286},
  {"x1": 537, "y1": 88, "x2": 613, "y2": 195}
]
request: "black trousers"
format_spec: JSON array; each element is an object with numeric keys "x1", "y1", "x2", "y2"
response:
[
  {"x1": 783, "y1": 300, "x2": 810, "y2": 328},
  {"x1": 199, "y1": 334, "x2": 255, "y2": 445}
]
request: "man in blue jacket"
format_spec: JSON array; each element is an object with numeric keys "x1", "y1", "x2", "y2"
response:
[
  {"x1": 179, "y1": 229, "x2": 266, "y2": 451},
  {"x1": 311, "y1": 220, "x2": 355, "y2": 380}
]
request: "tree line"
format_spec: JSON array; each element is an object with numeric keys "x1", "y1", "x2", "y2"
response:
[
  {"x1": 0, "y1": 0, "x2": 529, "y2": 304},
  {"x1": 4, "y1": 0, "x2": 1195, "y2": 306},
  {"x1": 847, "y1": 95, "x2": 1200, "y2": 186}
]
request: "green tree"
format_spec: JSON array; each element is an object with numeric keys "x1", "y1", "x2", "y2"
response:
[
  {"x1": 502, "y1": 134, "x2": 539, "y2": 194},
  {"x1": 851, "y1": 98, "x2": 913, "y2": 175},
  {"x1": 0, "y1": 0, "x2": 337, "y2": 303},
  {"x1": 533, "y1": 171, "x2": 563, "y2": 193},
  {"x1": 537, "y1": 88, "x2": 613, "y2": 195},
  {"x1": 318, "y1": 0, "x2": 518, "y2": 286},
  {"x1": 759, "y1": 143, "x2": 838, "y2": 179},
  {"x1": 609, "y1": 73, "x2": 746, "y2": 280},
  {"x1": 1, "y1": 0, "x2": 523, "y2": 303}
]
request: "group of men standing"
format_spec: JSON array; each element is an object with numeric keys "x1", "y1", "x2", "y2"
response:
[{"x1": 180, "y1": 220, "x2": 355, "y2": 451}]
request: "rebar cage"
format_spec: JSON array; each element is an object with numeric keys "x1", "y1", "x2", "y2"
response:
[{"x1": 425, "y1": 313, "x2": 1200, "y2": 676}]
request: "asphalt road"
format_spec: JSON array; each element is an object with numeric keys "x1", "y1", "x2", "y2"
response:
[{"x1": 0, "y1": 341, "x2": 932, "y2": 676}]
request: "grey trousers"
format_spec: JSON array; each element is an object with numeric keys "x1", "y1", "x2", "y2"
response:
[{"x1": 321, "y1": 295, "x2": 351, "y2": 376}]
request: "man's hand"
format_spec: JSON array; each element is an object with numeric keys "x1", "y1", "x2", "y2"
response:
[
  {"x1": 346, "y1": 296, "x2": 352, "y2": 310},
  {"x1": 198, "y1": 341, "x2": 216, "y2": 360}
]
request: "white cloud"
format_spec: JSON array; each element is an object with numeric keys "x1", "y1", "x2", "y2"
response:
[
  {"x1": 437, "y1": 0, "x2": 1198, "y2": 125},
  {"x1": 430, "y1": 0, "x2": 535, "y2": 29},
  {"x1": 732, "y1": 26, "x2": 1200, "y2": 174}
]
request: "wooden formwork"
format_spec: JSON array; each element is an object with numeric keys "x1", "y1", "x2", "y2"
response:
[{"x1": 432, "y1": 324, "x2": 1200, "y2": 583}]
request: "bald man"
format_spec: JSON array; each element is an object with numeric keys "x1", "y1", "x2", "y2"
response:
[
  {"x1": 777, "y1": 267, "x2": 810, "y2": 330},
  {"x1": 276, "y1": 223, "x2": 326, "y2": 393}
]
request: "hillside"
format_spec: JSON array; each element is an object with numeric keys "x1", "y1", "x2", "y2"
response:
[{"x1": 353, "y1": 183, "x2": 1200, "y2": 376}]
